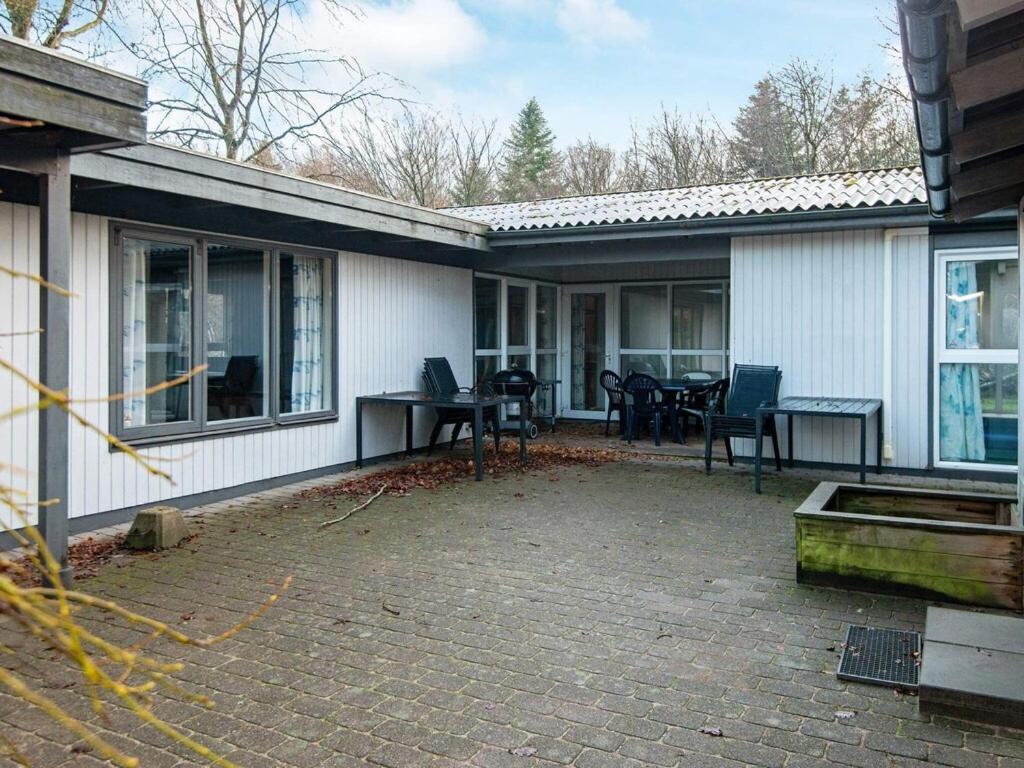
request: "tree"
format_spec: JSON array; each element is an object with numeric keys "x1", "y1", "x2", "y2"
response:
[
  {"x1": 126, "y1": 0, "x2": 394, "y2": 162},
  {"x1": 0, "y1": 0, "x2": 109, "y2": 48},
  {"x1": 731, "y1": 77, "x2": 803, "y2": 178},
  {"x1": 620, "y1": 108, "x2": 730, "y2": 190},
  {"x1": 450, "y1": 118, "x2": 501, "y2": 206},
  {"x1": 561, "y1": 138, "x2": 619, "y2": 196},
  {"x1": 499, "y1": 98, "x2": 560, "y2": 202}
]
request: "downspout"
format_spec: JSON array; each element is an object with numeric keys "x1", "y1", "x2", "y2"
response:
[
  {"x1": 897, "y1": 0, "x2": 952, "y2": 216},
  {"x1": 883, "y1": 227, "x2": 929, "y2": 466}
]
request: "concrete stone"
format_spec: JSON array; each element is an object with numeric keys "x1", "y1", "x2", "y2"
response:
[{"x1": 124, "y1": 505, "x2": 190, "y2": 550}]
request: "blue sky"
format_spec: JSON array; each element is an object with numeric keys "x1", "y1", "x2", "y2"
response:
[{"x1": 319, "y1": 0, "x2": 901, "y2": 148}]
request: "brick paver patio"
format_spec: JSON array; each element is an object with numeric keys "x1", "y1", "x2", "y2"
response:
[{"x1": 3, "y1": 455, "x2": 1023, "y2": 767}]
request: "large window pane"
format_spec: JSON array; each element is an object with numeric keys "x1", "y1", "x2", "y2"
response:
[
  {"x1": 280, "y1": 253, "x2": 333, "y2": 415},
  {"x1": 535, "y1": 353, "x2": 557, "y2": 416},
  {"x1": 475, "y1": 277, "x2": 500, "y2": 350},
  {"x1": 206, "y1": 244, "x2": 269, "y2": 421},
  {"x1": 673, "y1": 284, "x2": 724, "y2": 350},
  {"x1": 121, "y1": 236, "x2": 193, "y2": 428},
  {"x1": 536, "y1": 285, "x2": 557, "y2": 349},
  {"x1": 507, "y1": 284, "x2": 529, "y2": 348},
  {"x1": 939, "y1": 363, "x2": 1017, "y2": 465},
  {"x1": 475, "y1": 355, "x2": 499, "y2": 388},
  {"x1": 621, "y1": 354, "x2": 666, "y2": 378},
  {"x1": 945, "y1": 260, "x2": 1019, "y2": 350},
  {"x1": 508, "y1": 353, "x2": 531, "y2": 371},
  {"x1": 570, "y1": 293, "x2": 606, "y2": 411},
  {"x1": 671, "y1": 354, "x2": 724, "y2": 379},
  {"x1": 620, "y1": 285, "x2": 667, "y2": 349}
]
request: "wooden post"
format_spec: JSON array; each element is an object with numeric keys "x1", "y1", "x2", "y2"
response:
[{"x1": 37, "y1": 151, "x2": 72, "y2": 587}]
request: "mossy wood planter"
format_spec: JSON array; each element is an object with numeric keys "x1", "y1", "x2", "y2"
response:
[{"x1": 794, "y1": 482, "x2": 1022, "y2": 612}]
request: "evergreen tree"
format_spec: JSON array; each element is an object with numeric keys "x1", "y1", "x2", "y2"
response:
[
  {"x1": 500, "y1": 98, "x2": 560, "y2": 201},
  {"x1": 731, "y1": 78, "x2": 803, "y2": 178}
]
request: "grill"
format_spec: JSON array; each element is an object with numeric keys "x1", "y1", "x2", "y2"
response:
[{"x1": 837, "y1": 626, "x2": 921, "y2": 689}]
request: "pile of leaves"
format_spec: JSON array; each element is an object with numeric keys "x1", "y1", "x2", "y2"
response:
[
  {"x1": 303, "y1": 442, "x2": 619, "y2": 498},
  {"x1": 2, "y1": 535, "x2": 128, "y2": 587}
]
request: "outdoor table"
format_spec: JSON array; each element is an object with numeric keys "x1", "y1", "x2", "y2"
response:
[
  {"x1": 355, "y1": 391, "x2": 528, "y2": 481},
  {"x1": 754, "y1": 396, "x2": 883, "y2": 493},
  {"x1": 535, "y1": 378, "x2": 561, "y2": 433}
]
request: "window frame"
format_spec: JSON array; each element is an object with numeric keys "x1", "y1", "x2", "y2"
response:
[
  {"x1": 932, "y1": 246, "x2": 1019, "y2": 473},
  {"x1": 109, "y1": 222, "x2": 338, "y2": 445}
]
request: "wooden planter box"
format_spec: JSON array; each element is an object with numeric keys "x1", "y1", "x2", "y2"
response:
[{"x1": 794, "y1": 482, "x2": 1022, "y2": 612}]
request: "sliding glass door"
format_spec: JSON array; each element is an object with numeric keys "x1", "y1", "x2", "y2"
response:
[{"x1": 563, "y1": 285, "x2": 616, "y2": 417}]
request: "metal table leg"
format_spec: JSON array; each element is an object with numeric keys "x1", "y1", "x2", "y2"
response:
[
  {"x1": 405, "y1": 404, "x2": 413, "y2": 456},
  {"x1": 473, "y1": 405, "x2": 484, "y2": 481},
  {"x1": 355, "y1": 398, "x2": 364, "y2": 468},
  {"x1": 550, "y1": 385, "x2": 558, "y2": 433},
  {"x1": 876, "y1": 404, "x2": 884, "y2": 474},
  {"x1": 519, "y1": 396, "x2": 527, "y2": 465},
  {"x1": 859, "y1": 415, "x2": 867, "y2": 484},
  {"x1": 754, "y1": 413, "x2": 764, "y2": 494},
  {"x1": 787, "y1": 414, "x2": 795, "y2": 468}
]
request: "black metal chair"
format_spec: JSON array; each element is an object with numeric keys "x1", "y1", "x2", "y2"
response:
[
  {"x1": 704, "y1": 365, "x2": 782, "y2": 474},
  {"x1": 599, "y1": 370, "x2": 625, "y2": 436},
  {"x1": 622, "y1": 373, "x2": 677, "y2": 446},
  {"x1": 208, "y1": 354, "x2": 260, "y2": 419},
  {"x1": 422, "y1": 357, "x2": 500, "y2": 454}
]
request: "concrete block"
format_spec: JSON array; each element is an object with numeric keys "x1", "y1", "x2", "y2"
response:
[{"x1": 124, "y1": 506, "x2": 190, "y2": 550}]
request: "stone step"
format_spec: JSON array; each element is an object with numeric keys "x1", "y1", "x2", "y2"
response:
[{"x1": 919, "y1": 606, "x2": 1024, "y2": 728}]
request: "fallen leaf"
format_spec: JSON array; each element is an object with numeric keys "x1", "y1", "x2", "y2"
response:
[
  {"x1": 835, "y1": 711, "x2": 856, "y2": 721},
  {"x1": 699, "y1": 726, "x2": 723, "y2": 737},
  {"x1": 509, "y1": 746, "x2": 537, "y2": 757},
  {"x1": 382, "y1": 603, "x2": 400, "y2": 616}
]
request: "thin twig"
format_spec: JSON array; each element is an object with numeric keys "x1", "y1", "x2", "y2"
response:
[{"x1": 319, "y1": 485, "x2": 387, "y2": 528}]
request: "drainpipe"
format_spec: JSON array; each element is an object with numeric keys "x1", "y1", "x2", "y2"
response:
[
  {"x1": 882, "y1": 227, "x2": 929, "y2": 467},
  {"x1": 897, "y1": 0, "x2": 952, "y2": 216}
]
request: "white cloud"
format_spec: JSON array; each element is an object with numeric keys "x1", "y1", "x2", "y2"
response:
[
  {"x1": 555, "y1": 0, "x2": 647, "y2": 46},
  {"x1": 315, "y1": 0, "x2": 487, "y2": 77}
]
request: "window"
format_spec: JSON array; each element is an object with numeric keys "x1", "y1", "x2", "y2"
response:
[
  {"x1": 114, "y1": 226, "x2": 336, "y2": 441},
  {"x1": 934, "y1": 248, "x2": 1019, "y2": 469},
  {"x1": 474, "y1": 276, "x2": 502, "y2": 386},
  {"x1": 535, "y1": 285, "x2": 558, "y2": 416}
]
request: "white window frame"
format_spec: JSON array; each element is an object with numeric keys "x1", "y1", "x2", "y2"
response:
[
  {"x1": 932, "y1": 246, "x2": 1019, "y2": 473},
  {"x1": 618, "y1": 279, "x2": 730, "y2": 379}
]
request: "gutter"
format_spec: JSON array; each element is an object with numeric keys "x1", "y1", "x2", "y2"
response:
[
  {"x1": 897, "y1": 0, "x2": 953, "y2": 216},
  {"x1": 484, "y1": 205, "x2": 934, "y2": 247}
]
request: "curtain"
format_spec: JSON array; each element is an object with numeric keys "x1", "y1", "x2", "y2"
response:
[
  {"x1": 570, "y1": 296, "x2": 585, "y2": 409},
  {"x1": 940, "y1": 261, "x2": 986, "y2": 461},
  {"x1": 122, "y1": 240, "x2": 147, "y2": 427},
  {"x1": 290, "y1": 256, "x2": 325, "y2": 412}
]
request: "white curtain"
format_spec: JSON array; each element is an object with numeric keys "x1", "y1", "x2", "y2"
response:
[
  {"x1": 122, "y1": 240, "x2": 147, "y2": 427},
  {"x1": 290, "y1": 256, "x2": 325, "y2": 412}
]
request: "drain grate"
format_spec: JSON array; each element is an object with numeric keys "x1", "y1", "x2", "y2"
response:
[{"x1": 837, "y1": 626, "x2": 921, "y2": 689}]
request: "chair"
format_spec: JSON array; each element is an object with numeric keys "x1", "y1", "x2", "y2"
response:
[
  {"x1": 208, "y1": 355, "x2": 259, "y2": 419},
  {"x1": 599, "y1": 370, "x2": 625, "y2": 436},
  {"x1": 704, "y1": 365, "x2": 782, "y2": 474},
  {"x1": 422, "y1": 357, "x2": 500, "y2": 454},
  {"x1": 676, "y1": 377, "x2": 725, "y2": 443},
  {"x1": 622, "y1": 373, "x2": 677, "y2": 446}
]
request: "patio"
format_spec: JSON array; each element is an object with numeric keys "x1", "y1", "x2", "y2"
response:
[{"x1": 2, "y1": 448, "x2": 1021, "y2": 767}]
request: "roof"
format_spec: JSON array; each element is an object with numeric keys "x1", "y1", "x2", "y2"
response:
[{"x1": 446, "y1": 167, "x2": 927, "y2": 233}]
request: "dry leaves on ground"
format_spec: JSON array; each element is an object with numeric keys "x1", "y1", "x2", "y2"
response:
[
  {"x1": 302, "y1": 442, "x2": 619, "y2": 499},
  {"x1": 2, "y1": 536, "x2": 129, "y2": 587}
]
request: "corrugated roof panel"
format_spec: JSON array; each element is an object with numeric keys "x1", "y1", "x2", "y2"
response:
[{"x1": 446, "y1": 167, "x2": 927, "y2": 232}]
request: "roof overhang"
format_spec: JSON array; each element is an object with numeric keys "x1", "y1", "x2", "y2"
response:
[
  {"x1": 0, "y1": 35, "x2": 147, "y2": 155},
  {"x1": 899, "y1": 0, "x2": 1024, "y2": 221}
]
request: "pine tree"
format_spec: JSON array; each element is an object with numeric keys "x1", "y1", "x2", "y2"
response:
[
  {"x1": 500, "y1": 98, "x2": 559, "y2": 201},
  {"x1": 730, "y1": 77, "x2": 803, "y2": 178}
]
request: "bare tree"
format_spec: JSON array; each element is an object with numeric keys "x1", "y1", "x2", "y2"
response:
[
  {"x1": 561, "y1": 138, "x2": 619, "y2": 196},
  {"x1": 620, "y1": 108, "x2": 730, "y2": 189},
  {"x1": 1, "y1": 0, "x2": 109, "y2": 48},
  {"x1": 125, "y1": 0, "x2": 394, "y2": 162},
  {"x1": 449, "y1": 118, "x2": 501, "y2": 206}
]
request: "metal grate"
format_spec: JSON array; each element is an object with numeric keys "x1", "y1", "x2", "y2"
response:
[{"x1": 837, "y1": 626, "x2": 921, "y2": 689}]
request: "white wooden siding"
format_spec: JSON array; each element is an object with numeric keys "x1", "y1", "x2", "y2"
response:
[
  {"x1": 2, "y1": 202, "x2": 473, "y2": 523},
  {"x1": 730, "y1": 228, "x2": 930, "y2": 469},
  {"x1": 0, "y1": 203, "x2": 40, "y2": 528}
]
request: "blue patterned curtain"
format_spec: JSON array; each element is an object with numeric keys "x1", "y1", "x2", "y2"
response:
[
  {"x1": 939, "y1": 261, "x2": 985, "y2": 461},
  {"x1": 290, "y1": 257, "x2": 325, "y2": 412},
  {"x1": 122, "y1": 240, "x2": 147, "y2": 427}
]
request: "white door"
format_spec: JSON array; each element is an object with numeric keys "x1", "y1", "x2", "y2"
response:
[{"x1": 561, "y1": 285, "x2": 617, "y2": 419}]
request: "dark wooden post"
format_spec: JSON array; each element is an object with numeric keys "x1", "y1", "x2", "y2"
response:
[{"x1": 37, "y1": 151, "x2": 73, "y2": 587}]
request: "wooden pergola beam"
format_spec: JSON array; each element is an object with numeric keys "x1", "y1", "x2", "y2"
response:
[
  {"x1": 952, "y1": 154, "x2": 1024, "y2": 199},
  {"x1": 952, "y1": 181, "x2": 1024, "y2": 221},
  {"x1": 951, "y1": 109, "x2": 1024, "y2": 163}
]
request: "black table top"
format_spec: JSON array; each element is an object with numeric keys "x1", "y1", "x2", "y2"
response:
[
  {"x1": 357, "y1": 390, "x2": 525, "y2": 407},
  {"x1": 759, "y1": 396, "x2": 882, "y2": 417},
  {"x1": 658, "y1": 377, "x2": 722, "y2": 392}
]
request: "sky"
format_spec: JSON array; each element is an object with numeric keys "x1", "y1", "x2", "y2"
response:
[{"x1": 312, "y1": 0, "x2": 903, "y2": 149}]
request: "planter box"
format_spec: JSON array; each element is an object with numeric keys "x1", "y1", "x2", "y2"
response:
[{"x1": 794, "y1": 482, "x2": 1022, "y2": 612}]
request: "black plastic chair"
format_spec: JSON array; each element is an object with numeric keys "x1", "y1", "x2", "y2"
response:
[
  {"x1": 676, "y1": 377, "x2": 726, "y2": 443},
  {"x1": 209, "y1": 354, "x2": 259, "y2": 419},
  {"x1": 422, "y1": 357, "x2": 500, "y2": 454},
  {"x1": 599, "y1": 370, "x2": 625, "y2": 436},
  {"x1": 622, "y1": 373, "x2": 678, "y2": 446},
  {"x1": 704, "y1": 365, "x2": 782, "y2": 474}
]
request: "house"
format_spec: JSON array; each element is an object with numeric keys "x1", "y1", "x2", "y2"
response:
[{"x1": 0, "y1": 33, "x2": 1019, "y2": 572}]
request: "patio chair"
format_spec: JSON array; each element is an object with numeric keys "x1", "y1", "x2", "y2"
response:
[
  {"x1": 208, "y1": 354, "x2": 260, "y2": 419},
  {"x1": 676, "y1": 377, "x2": 726, "y2": 443},
  {"x1": 704, "y1": 364, "x2": 782, "y2": 474},
  {"x1": 622, "y1": 373, "x2": 678, "y2": 446},
  {"x1": 599, "y1": 370, "x2": 625, "y2": 436},
  {"x1": 422, "y1": 357, "x2": 500, "y2": 454}
]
